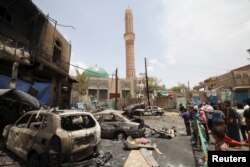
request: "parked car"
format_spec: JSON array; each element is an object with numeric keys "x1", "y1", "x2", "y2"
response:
[
  {"x1": 2, "y1": 109, "x2": 101, "y2": 167},
  {"x1": 123, "y1": 102, "x2": 146, "y2": 119},
  {"x1": 93, "y1": 110, "x2": 145, "y2": 140},
  {"x1": 134, "y1": 106, "x2": 164, "y2": 116}
]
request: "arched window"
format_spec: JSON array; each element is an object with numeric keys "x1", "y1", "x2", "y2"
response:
[
  {"x1": 235, "y1": 74, "x2": 242, "y2": 86},
  {"x1": 242, "y1": 74, "x2": 249, "y2": 85},
  {"x1": 52, "y1": 39, "x2": 62, "y2": 64}
]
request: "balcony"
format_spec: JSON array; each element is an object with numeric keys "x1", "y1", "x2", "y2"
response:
[{"x1": 0, "y1": 27, "x2": 35, "y2": 65}]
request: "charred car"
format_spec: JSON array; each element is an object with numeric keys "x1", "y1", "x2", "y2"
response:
[
  {"x1": 2, "y1": 110, "x2": 101, "y2": 167},
  {"x1": 93, "y1": 110, "x2": 145, "y2": 140}
]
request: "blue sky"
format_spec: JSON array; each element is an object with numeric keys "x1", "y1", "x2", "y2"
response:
[{"x1": 33, "y1": 0, "x2": 250, "y2": 88}]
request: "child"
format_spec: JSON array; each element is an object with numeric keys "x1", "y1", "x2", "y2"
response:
[
  {"x1": 213, "y1": 119, "x2": 249, "y2": 147},
  {"x1": 212, "y1": 126, "x2": 229, "y2": 151}
]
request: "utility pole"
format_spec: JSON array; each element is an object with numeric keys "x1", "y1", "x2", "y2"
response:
[
  {"x1": 145, "y1": 58, "x2": 150, "y2": 106},
  {"x1": 187, "y1": 80, "x2": 190, "y2": 102},
  {"x1": 114, "y1": 68, "x2": 118, "y2": 110}
]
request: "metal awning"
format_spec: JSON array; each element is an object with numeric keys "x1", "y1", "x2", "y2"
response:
[
  {"x1": 99, "y1": 85, "x2": 108, "y2": 90},
  {"x1": 233, "y1": 86, "x2": 250, "y2": 91},
  {"x1": 88, "y1": 85, "x2": 98, "y2": 89},
  {"x1": 0, "y1": 89, "x2": 40, "y2": 109}
]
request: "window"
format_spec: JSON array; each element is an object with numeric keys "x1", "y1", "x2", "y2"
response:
[
  {"x1": 89, "y1": 89, "x2": 97, "y2": 98},
  {"x1": 61, "y1": 115, "x2": 96, "y2": 131},
  {"x1": 52, "y1": 39, "x2": 62, "y2": 64},
  {"x1": 122, "y1": 90, "x2": 130, "y2": 98},
  {"x1": 16, "y1": 114, "x2": 32, "y2": 128},
  {"x1": 235, "y1": 74, "x2": 242, "y2": 86},
  {"x1": 28, "y1": 114, "x2": 45, "y2": 130},
  {"x1": 103, "y1": 114, "x2": 116, "y2": 122},
  {"x1": 0, "y1": 6, "x2": 12, "y2": 24},
  {"x1": 242, "y1": 74, "x2": 249, "y2": 85},
  {"x1": 99, "y1": 90, "x2": 108, "y2": 100}
]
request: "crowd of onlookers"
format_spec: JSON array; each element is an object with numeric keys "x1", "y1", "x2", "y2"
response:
[{"x1": 179, "y1": 100, "x2": 250, "y2": 151}]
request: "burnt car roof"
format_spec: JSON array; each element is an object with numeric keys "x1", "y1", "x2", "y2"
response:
[
  {"x1": 93, "y1": 109, "x2": 125, "y2": 115},
  {"x1": 0, "y1": 89, "x2": 40, "y2": 109},
  {"x1": 27, "y1": 109, "x2": 92, "y2": 116}
]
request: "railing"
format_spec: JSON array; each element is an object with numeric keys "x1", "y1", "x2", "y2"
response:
[{"x1": 195, "y1": 120, "x2": 208, "y2": 167}]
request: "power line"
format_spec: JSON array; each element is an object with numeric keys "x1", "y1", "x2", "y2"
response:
[{"x1": 35, "y1": 49, "x2": 115, "y2": 76}]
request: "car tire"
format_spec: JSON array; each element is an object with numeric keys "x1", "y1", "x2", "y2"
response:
[
  {"x1": 28, "y1": 152, "x2": 41, "y2": 167},
  {"x1": 116, "y1": 132, "x2": 126, "y2": 141}
]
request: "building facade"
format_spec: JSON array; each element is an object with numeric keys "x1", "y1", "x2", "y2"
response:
[
  {"x1": 193, "y1": 64, "x2": 250, "y2": 104},
  {"x1": 0, "y1": 0, "x2": 74, "y2": 107}
]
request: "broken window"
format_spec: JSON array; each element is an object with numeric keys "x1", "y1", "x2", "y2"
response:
[
  {"x1": 61, "y1": 115, "x2": 96, "y2": 131},
  {"x1": 52, "y1": 39, "x2": 62, "y2": 64},
  {"x1": 103, "y1": 114, "x2": 116, "y2": 122},
  {"x1": 16, "y1": 114, "x2": 31, "y2": 128},
  {"x1": 28, "y1": 114, "x2": 45, "y2": 130}
]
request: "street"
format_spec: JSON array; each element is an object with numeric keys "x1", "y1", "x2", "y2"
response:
[
  {"x1": 97, "y1": 111, "x2": 199, "y2": 167},
  {"x1": 0, "y1": 111, "x2": 202, "y2": 167}
]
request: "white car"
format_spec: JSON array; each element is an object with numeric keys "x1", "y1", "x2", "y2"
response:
[
  {"x1": 3, "y1": 110, "x2": 101, "y2": 167},
  {"x1": 134, "y1": 106, "x2": 164, "y2": 116}
]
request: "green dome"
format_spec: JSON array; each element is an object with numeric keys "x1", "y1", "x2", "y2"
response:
[{"x1": 83, "y1": 66, "x2": 109, "y2": 78}]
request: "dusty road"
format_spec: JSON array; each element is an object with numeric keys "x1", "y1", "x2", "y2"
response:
[
  {"x1": 0, "y1": 111, "x2": 200, "y2": 167},
  {"x1": 99, "y1": 111, "x2": 199, "y2": 167}
]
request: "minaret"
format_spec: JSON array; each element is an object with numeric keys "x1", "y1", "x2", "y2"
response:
[{"x1": 124, "y1": 7, "x2": 136, "y2": 79}]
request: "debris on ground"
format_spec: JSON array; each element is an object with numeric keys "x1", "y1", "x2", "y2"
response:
[
  {"x1": 123, "y1": 136, "x2": 163, "y2": 154},
  {"x1": 95, "y1": 152, "x2": 113, "y2": 166},
  {"x1": 148, "y1": 126, "x2": 177, "y2": 139}
]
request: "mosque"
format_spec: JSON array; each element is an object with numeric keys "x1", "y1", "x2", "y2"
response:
[{"x1": 76, "y1": 8, "x2": 144, "y2": 104}]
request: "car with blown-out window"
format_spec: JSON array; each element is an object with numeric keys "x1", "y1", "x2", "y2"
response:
[
  {"x1": 2, "y1": 109, "x2": 101, "y2": 167},
  {"x1": 93, "y1": 110, "x2": 145, "y2": 140}
]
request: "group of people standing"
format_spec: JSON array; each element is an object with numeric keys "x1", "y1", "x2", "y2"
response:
[{"x1": 179, "y1": 100, "x2": 250, "y2": 151}]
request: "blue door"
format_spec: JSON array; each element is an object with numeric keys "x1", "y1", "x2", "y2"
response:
[{"x1": 235, "y1": 91, "x2": 248, "y2": 104}]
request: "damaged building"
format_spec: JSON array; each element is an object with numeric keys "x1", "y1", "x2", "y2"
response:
[
  {"x1": 193, "y1": 64, "x2": 250, "y2": 105},
  {"x1": 0, "y1": 0, "x2": 75, "y2": 107}
]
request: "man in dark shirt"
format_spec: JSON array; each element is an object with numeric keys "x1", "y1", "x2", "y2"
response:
[
  {"x1": 244, "y1": 108, "x2": 250, "y2": 131},
  {"x1": 179, "y1": 103, "x2": 184, "y2": 116},
  {"x1": 182, "y1": 108, "x2": 191, "y2": 135}
]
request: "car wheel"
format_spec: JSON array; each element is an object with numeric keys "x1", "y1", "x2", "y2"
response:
[
  {"x1": 28, "y1": 153, "x2": 40, "y2": 167},
  {"x1": 116, "y1": 132, "x2": 126, "y2": 141}
]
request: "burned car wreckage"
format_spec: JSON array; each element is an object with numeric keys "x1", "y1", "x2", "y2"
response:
[
  {"x1": 1, "y1": 89, "x2": 101, "y2": 166},
  {"x1": 3, "y1": 110, "x2": 101, "y2": 166},
  {"x1": 94, "y1": 110, "x2": 145, "y2": 140}
]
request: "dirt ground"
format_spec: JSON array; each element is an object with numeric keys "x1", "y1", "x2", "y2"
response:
[{"x1": 0, "y1": 111, "x2": 203, "y2": 167}]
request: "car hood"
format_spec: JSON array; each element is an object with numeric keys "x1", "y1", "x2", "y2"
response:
[{"x1": 0, "y1": 89, "x2": 40, "y2": 109}]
